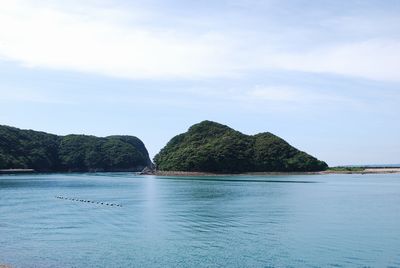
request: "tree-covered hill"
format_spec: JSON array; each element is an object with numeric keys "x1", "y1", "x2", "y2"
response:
[
  {"x1": 0, "y1": 125, "x2": 152, "y2": 172},
  {"x1": 154, "y1": 121, "x2": 328, "y2": 173}
]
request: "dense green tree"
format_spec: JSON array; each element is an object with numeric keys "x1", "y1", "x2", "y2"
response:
[
  {"x1": 102, "y1": 137, "x2": 147, "y2": 169},
  {"x1": 0, "y1": 125, "x2": 151, "y2": 172},
  {"x1": 0, "y1": 154, "x2": 6, "y2": 169},
  {"x1": 154, "y1": 121, "x2": 328, "y2": 172},
  {"x1": 0, "y1": 125, "x2": 60, "y2": 170}
]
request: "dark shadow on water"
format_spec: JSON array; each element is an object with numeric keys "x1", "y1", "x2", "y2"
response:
[{"x1": 0, "y1": 178, "x2": 104, "y2": 189}]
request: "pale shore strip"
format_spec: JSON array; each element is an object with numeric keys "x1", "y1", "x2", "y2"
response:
[
  {"x1": 152, "y1": 168, "x2": 400, "y2": 176},
  {"x1": 1, "y1": 168, "x2": 399, "y2": 176},
  {"x1": 322, "y1": 168, "x2": 400, "y2": 175}
]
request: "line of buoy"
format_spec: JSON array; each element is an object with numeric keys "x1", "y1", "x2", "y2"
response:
[{"x1": 55, "y1": 196, "x2": 122, "y2": 207}]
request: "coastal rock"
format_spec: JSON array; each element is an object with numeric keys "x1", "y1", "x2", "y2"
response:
[{"x1": 139, "y1": 166, "x2": 155, "y2": 175}]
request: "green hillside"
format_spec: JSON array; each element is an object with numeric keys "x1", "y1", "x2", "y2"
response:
[
  {"x1": 154, "y1": 121, "x2": 327, "y2": 173},
  {"x1": 0, "y1": 125, "x2": 151, "y2": 172}
]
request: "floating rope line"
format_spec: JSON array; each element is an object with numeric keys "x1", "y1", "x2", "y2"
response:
[{"x1": 55, "y1": 196, "x2": 122, "y2": 207}]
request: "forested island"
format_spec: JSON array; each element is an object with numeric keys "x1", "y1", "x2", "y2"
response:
[
  {"x1": 0, "y1": 125, "x2": 151, "y2": 172},
  {"x1": 0, "y1": 121, "x2": 329, "y2": 174},
  {"x1": 2, "y1": 122, "x2": 399, "y2": 175},
  {"x1": 154, "y1": 121, "x2": 328, "y2": 173}
]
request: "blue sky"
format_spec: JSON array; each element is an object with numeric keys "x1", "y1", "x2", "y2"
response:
[{"x1": 0, "y1": 0, "x2": 399, "y2": 166}]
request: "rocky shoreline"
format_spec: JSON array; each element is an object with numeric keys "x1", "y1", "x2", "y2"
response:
[
  {"x1": 2, "y1": 168, "x2": 399, "y2": 176},
  {"x1": 141, "y1": 168, "x2": 400, "y2": 176},
  {"x1": 0, "y1": 169, "x2": 35, "y2": 174}
]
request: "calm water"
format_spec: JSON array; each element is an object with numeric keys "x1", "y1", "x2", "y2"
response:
[{"x1": 1, "y1": 173, "x2": 400, "y2": 267}]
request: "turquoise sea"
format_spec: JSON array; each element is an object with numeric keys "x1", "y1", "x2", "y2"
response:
[{"x1": 1, "y1": 173, "x2": 400, "y2": 267}]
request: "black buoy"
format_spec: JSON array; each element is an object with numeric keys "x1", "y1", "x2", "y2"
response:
[{"x1": 56, "y1": 196, "x2": 121, "y2": 208}]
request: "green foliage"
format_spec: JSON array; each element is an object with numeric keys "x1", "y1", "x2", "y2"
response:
[
  {"x1": 253, "y1": 133, "x2": 327, "y2": 172},
  {"x1": 101, "y1": 137, "x2": 148, "y2": 169},
  {"x1": 328, "y1": 166, "x2": 365, "y2": 172},
  {"x1": 154, "y1": 120, "x2": 328, "y2": 173},
  {"x1": 58, "y1": 135, "x2": 149, "y2": 171},
  {"x1": 0, "y1": 125, "x2": 151, "y2": 172},
  {"x1": 0, "y1": 126, "x2": 60, "y2": 170}
]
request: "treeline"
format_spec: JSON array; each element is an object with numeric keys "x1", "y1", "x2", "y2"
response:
[
  {"x1": 154, "y1": 121, "x2": 328, "y2": 173},
  {"x1": 0, "y1": 125, "x2": 151, "y2": 171}
]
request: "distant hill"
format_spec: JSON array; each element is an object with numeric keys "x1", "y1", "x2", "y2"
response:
[
  {"x1": 154, "y1": 121, "x2": 328, "y2": 173},
  {"x1": 0, "y1": 125, "x2": 151, "y2": 172}
]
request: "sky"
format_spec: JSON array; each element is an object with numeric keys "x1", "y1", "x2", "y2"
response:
[{"x1": 0, "y1": 0, "x2": 399, "y2": 166}]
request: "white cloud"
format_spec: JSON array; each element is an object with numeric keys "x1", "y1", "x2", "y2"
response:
[
  {"x1": 1, "y1": 1, "x2": 400, "y2": 82},
  {"x1": 0, "y1": 88, "x2": 71, "y2": 104},
  {"x1": 238, "y1": 85, "x2": 362, "y2": 110},
  {"x1": 247, "y1": 86, "x2": 299, "y2": 101},
  {"x1": 267, "y1": 40, "x2": 400, "y2": 82},
  {"x1": 0, "y1": 1, "x2": 234, "y2": 79},
  {"x1": 158, "y1": 85, "x2": 362, "y2": 111}
]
